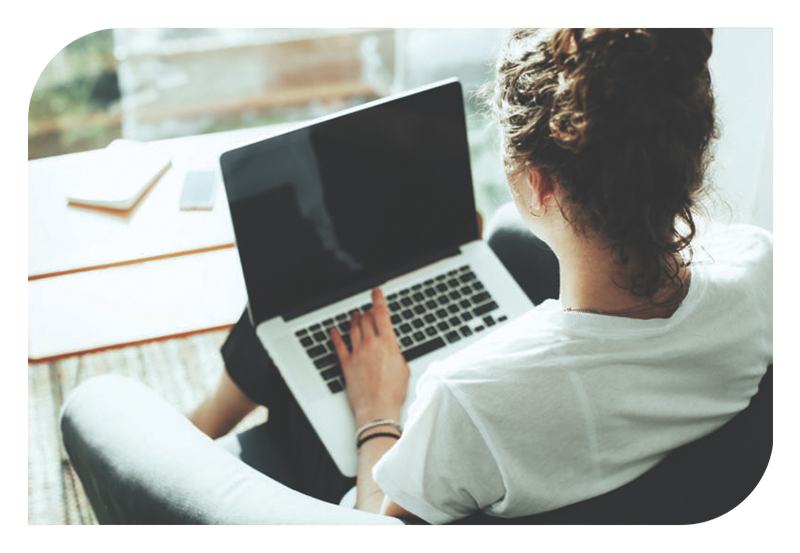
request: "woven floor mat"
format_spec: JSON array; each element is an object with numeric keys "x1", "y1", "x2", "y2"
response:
[{"x1": 27, "y1": 330, "x2": 267, "y2": 524}]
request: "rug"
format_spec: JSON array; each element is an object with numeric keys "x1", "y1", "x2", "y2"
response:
[{"x1": 27, "y1": 329, "x2": 267, "y2": 525}]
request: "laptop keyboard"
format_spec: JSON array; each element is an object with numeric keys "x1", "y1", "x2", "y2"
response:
[{"x1": 293, "y1": 265, "x2": 507, "y2": 394}]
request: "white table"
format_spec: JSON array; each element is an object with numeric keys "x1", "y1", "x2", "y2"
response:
[{"x1": 28, "y1": 124, "x2": 296, "y2": 361}]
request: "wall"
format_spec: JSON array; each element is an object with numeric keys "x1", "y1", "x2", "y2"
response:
[{"x1": 708, "y1": 28, "x2": 773, "y2": 231}]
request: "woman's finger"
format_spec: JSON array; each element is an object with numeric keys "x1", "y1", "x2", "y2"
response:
[
  {"x1": 330, "y1": 327, "x2": 350, "y2": 364},
  {"x1": 349, "y1": 311, "x2": 362, "y2": 348},
  {"x1": 360, "y1": 309, "x2": 377, "y2": 341},
  {"x1": 371, "y1": 287, "x2": 394, "y2": 337}
]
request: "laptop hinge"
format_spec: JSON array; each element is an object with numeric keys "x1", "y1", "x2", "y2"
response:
[{"x1": 280, "y1": 246, "x2": 462, "y2": 322}]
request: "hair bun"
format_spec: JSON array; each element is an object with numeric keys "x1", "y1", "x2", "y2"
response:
[
  {"x1": 654, "y1": 29, "x2": 714, "y2": 78},
  {"x1": 553, "y1": 28, "x2": 713, "y2": 80}
]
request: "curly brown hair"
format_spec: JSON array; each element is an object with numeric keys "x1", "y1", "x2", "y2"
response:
[{"x1": 489, "y1": 28, "x2": 718, "y2": 304}]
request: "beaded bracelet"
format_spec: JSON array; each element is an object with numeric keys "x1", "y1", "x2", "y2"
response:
[{"x1": 357, "y1": 432, "x2": 401, "y2": 449}]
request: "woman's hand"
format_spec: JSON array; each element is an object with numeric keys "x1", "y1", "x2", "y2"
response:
[{"x1": 330, "y1": 288, "x2": 410, "y2": 427}]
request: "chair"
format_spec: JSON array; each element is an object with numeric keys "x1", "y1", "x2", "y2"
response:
[{"x1": 59, "y1": 366, "x2": 771, "y2": 525}]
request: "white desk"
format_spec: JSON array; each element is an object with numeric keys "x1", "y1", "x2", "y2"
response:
[{"x1": 28, "y1": 124, "x2": 296, "y2": 361}]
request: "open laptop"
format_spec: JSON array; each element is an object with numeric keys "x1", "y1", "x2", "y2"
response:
[{"x1": 220, "y1": 79, "x2": 533, "y2": 477}]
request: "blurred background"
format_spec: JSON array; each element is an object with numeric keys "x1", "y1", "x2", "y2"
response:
[{"x1": 28, "y1": 28, "x2": 515, "y2": 222}]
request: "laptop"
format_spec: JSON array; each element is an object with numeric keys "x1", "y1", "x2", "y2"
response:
[{"x1": 220, "y1": 79, "x2": 533, "y2": 477}]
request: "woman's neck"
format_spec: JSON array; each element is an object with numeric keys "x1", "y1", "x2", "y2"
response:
[{"x1": 552, "y1": 229, "x2": 688, "y2": 320}]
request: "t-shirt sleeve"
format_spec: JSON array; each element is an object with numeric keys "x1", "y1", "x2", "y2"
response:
[{"x1": 372, "y1": 369, "x2": 505, "y2": 524}]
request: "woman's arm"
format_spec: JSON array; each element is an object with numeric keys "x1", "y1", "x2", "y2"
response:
[{"x1": 330, "y1": 288, "x2": 416, "y2": 518}]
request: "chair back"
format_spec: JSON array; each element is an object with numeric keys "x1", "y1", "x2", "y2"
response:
[{"x1": 453, "y1": 365, "x2": 773, "y2": 525}]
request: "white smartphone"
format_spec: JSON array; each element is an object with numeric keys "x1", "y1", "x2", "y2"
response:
[{"x1": 179, "y1": 170, "x2": 217, "y2": 210}]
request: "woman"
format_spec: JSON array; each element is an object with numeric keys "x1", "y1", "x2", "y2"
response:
[{"x1": 189, "y1": 28, "x2": 772, "y2": 523}]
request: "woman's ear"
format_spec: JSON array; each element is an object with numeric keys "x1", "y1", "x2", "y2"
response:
[{"x1": 526, "y1": 166, "x2": 554, "y2": 213}]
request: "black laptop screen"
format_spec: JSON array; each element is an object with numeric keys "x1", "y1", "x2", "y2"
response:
[{"x1": 221, "y1": 81, "x2": 479, "y2": 325}]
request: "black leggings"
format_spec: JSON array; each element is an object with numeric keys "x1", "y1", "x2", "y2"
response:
[{"x1": 221, "y1": 204, "x2": 560, "y2": 504}]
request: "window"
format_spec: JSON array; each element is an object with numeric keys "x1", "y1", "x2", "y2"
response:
[{"x1": 29, "y1": 28, "x2": 512, "y2": 221}]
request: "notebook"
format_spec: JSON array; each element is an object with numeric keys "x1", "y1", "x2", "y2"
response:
[
  {"x1": 66, "y1": 139, "x2": 172, "y2": 211},
  {"x1": 220, "y1": 79, "x2": 533, "y2": 476}
]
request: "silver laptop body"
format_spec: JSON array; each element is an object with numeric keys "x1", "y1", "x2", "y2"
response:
[{"x1": 221, "y1": 79, "x2": 533, "y2": 477}]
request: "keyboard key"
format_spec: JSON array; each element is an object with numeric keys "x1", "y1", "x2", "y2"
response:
[
  {"x1": 391, "y1": 314, "x2": 402, "y2": 325},
  {"x1": 321, "y1": 366, "x2": 343, "y2": 380},
  {"x1": 328, "y1": 379, "x2": 345, "y2": 393},
  {"x1": 309, "y1": 324, "x2": 321, "y2": 332},
  {"x1": 448, "y1": 316, "x2": 461, "y2": 326},
  {"x1": 413, "y1": 304, "x2": 426, "y2": 315},
  {"x1": 445, "y1": 331, "x2": 461, "y2": 343},
  {"x1": 306, "y1": 345, "x2": 327, "y2": 358},
  {"x1": 461, "y1": 311, "x2": 474, "y2": 322},
  {"x1": 413, "y1": 331, "x2": 426, "y2": 342},
  {"x1": 400, "y1": 336, "x2": 413, "y2": 348},
  {"x1": 484, "y1": 315, "x2": 496, "y2": 326},
  {"x1": 403, "y1": 337, "x2": 447, "y2": 362},
  {"x1": 300, "y1": 337, "x2": 313, "y2": 348},
  {"x1": 474, "y1": 301, "x2": 499, "y2": 317},
  {"x1": 399, "y1": 323, "x2": 412, "y2": 334},
  {"x1": 437, "y1": 321, "x2": 450, "y2": 332},
  {"x1": 388, "y1": 301, "x2": 400, "y2": 312},
  {"x1": 435, "y1": 308, "x2": 448, "y2": 319},
  {"x1": 448, "y1": 304, "x2": 460, "y2": 314},
  {"x1": 424, "y1": 314, "x2": 436, "y2": 324},
  {"x1": 412, "y1": 318, "x2": 425, "y2": 329},
  {"x1": 402, "y1": 309, "x2": 415, "y2": 320},
  {"x1": 460, "y1": 326, "x2": 473, "y2": 337},
  {"x1": 471, "y1": 291, "x2": 491, "y2": 305},
  {"x1": 295, "y1": 329, "x2": 308, "y2": 337},
  {"x1": 322, "y1": 318, "x2": 334, "y2": 326},
  {"x1": 426, "y1": 299, "x2": 438, "y2": 310},
  {"x1": 424, "y1": 288, "x2": 437, "y2": 297},
  {"x1": 314, "y1": 354, "x2": 338, "y2": 369},
  {"x1": 335, "y1": 313, "x2": 348, "y2": 321},
  {"x1": 401, "y1": 297, "x2": 413, "y2": 307},
  {"x1": 412, "y1": 292, "x2": 425, "y2": 302},
  {"x1": 459, "y1": 272, "x2": 476, "y2": 283},
  {"x1": 425, "y1": 326, "x2": 438, "y2": 337},
  {"x1": 386, "y1": 293, "x2": 398, "y2": 301}
]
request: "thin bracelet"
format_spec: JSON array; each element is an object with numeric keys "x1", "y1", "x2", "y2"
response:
[
  {"x1": 355, "y1": 419, "x2": 403, "y2": 442},
  {"x1": 357, "y1": 432, "x2": 401, "y2": 449}
]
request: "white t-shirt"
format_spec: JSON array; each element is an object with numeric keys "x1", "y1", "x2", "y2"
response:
[{"x1": 372, "y1": 224, "x2": 773, "y2": 524}]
